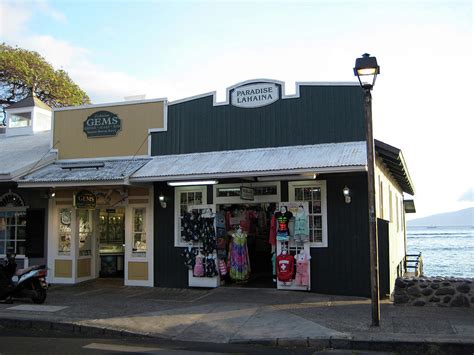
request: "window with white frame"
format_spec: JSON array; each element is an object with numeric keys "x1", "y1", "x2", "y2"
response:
[
  {"x1": 214, "y1": 182, "x2": 280, "y2": 205},
  {"x1": 8, "y1": 112, "x2": 32, "y2": 128},
  {"x1": 58, "y1": 208, "x2": 72, "y2": 255},
  {"x1": 132, "y1": 208, "x2": 147, "y2": 256},
  {"x1": 289, "y1": 181, "x2": 328, "y2": 247},
  {"x1": 174, "y1": 186, "x2": 207, "y2": 246},
  {"x1": 78, "y1": 210, "x2": 92, "y2": 256},
  {"x1": 0, "y1": 211, "x2": 27, "y2": 255}
]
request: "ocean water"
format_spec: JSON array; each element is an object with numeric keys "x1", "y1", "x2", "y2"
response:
[{"x1": 407, "y1": 226, "x2": 474, "y2": 278}]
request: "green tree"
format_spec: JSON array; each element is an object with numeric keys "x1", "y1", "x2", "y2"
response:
[{"x1": 0, "y1": 43, "x2": 90, "y2": 124}]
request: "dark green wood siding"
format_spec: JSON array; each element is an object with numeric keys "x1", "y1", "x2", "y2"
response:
[
  {"x1": 153, "y1": 182, "x2": 188, "y2": 288},
  {"x1": 310, "y1": 173, "x2": 371, "y2": 297},
  {"x1": 152, "y1": 85, "x2": 365, "y2": 155}
]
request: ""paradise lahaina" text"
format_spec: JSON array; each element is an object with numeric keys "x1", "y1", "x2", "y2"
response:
[{"x1": 235, "y1": 86, "x2": 274, "y2": 104}]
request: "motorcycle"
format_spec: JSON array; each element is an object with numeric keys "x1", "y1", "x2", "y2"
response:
[{"x1": 0, "y1": 253, "x2": 48, "y2": 304}]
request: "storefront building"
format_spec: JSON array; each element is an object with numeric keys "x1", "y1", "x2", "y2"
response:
[
  {"x1": 0, "y1": 97, "x2": 56, "y2": 268},
  {"x1": 131, "y1": 79, "x2": 415, "y2": 297},
  {"x1": 18, "y1": 99, "x2": 167, "y2": 286}
]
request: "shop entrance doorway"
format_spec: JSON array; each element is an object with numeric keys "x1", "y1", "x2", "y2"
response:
[
  {"x1": 98, "y1": 208, "x2": 125, "y2": 278},
  {"x1": 216, "y1": 203, "x2": 276, "y2": 288}
]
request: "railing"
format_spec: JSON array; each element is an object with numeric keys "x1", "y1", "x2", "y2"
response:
[{"x1": 404, "y1": 252, "x2": 423, "y2": 277}]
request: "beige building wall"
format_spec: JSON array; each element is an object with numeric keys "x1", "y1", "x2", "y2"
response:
[{"x1": 53, "y1": 100, "x2": 165, "y2": 159}]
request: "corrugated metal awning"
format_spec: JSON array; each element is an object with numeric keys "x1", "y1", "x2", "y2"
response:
[
  {"x1": 18, "y1": 158, "x2": 150, "y2": 187},
  {"x1": 131, "y1": 142, "x2": 368, "y2": 182}
]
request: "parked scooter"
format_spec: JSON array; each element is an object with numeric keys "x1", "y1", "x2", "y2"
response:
[{"x1": 0, "y1": 253, "x2": 48, "y2": 304}]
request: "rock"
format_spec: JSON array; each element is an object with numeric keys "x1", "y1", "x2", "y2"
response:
[
  {"x1": 407, "y1": 286, "x2": 421, "y2": 297},
  {"x1": 421, "y1": 288, "x2": 433, "y2": 296},
  {"x1": 442, "y1": 282, "x2": 451, "y2": 286},
  {"x1": 394, "y1": 293, "x2": 409, "y2": 304},
  {"x1": 420, "y1": 284, "x2": 428, "y2": 288},
  {"x1": 395, "y1": 278, "x2": 407, "y2": 288},
  {"x1": 451, "y1": 294, "x2": 470, "y2": 307},
  {"x1": 456, "y1": 283, "x2": 471, "y2": 294},
  {"x1": 443, "y1": 296, "x2": 452, "y2": 303},
  {"x1": 413, "y1": 300, "x2": 425, "y2": 307},
  {"x1": 429, "y1": 296, "x2": 440, "y2": 302},
  {"x1": 430, "y1": 283, "x2": 440, "y2": 290},
  {"x1": 435, "y1": 287, "x2": 455, "y2": 296}
]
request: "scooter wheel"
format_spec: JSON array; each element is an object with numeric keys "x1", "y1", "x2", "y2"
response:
[{"x1": 31, "y1": 279, "x2": 47, "y2": 304}]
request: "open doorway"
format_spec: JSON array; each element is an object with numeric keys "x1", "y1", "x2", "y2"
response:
[
  {"x1": 98, "y1": 208, "x2": 125, "y2": 278},
  {"x1": 216, "y1": 203, "x2": 276, "y2": 288}
]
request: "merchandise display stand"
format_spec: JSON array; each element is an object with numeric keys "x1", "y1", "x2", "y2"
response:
[
  {"x1": 275, "y1": 202, "x2": 311, "y2": 291},
  {"x1": 185, "y1": 204, "x2": 220, "y2": 288}
]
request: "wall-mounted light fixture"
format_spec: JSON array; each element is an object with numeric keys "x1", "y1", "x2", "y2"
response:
[
  {"x1": 159, "y1": 193, "x2": 167, "y2": 208},
  {"x1": 343, "y1": 186, "x2": 351, "y2": 204},
  {"x1": 167, "y1": 180, "x2": 218, "y2": 187}
]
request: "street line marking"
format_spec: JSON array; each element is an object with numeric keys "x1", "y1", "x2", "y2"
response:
[
  {"x1": 7, "y1": 305, "x2": 68, "y2": 312},
  {"x1": 83, "y1": 343, "x2": 161, "y2": 352}
]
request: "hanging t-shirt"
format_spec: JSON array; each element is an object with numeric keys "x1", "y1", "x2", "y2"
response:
[
  {"x1": 275, "y1": 211, "x2": 293, "y2": 234},
  {"x1": 276, "y1": 253, "x2": 294, "y2": 282}
]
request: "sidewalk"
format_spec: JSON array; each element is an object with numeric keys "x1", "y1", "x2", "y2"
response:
[{"x1": 1, "y1": 279, "x2": 473, "y2": 352}]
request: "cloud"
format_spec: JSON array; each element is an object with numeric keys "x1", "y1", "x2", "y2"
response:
[
  {"x1": 459, "y1": 188, "x2": 474, "y2": 202},
  {"x1": 36, "y1": 0, "x2": 67, "y2": 24},
  {"x1": 0, "y1": 1, "x2": 154, "y2": 103}
]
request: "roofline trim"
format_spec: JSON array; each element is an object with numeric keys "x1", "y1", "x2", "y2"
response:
[
  {"x1": 53, "y1": 97, "x2": 168, "y2": 112},
  {"x1": 131, "y1": 165, "x2": 367, "y2": 182},
  {"x1": 168, "y1": 79, "x2": 359, "y2": 107}
]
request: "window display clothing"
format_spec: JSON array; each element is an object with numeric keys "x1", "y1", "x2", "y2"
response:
[
  {"x1": 294, "y1": 207, "x2": 310, "y2": 242},
  {"x1": 275, "y1": 211, "x2": 293, "y2": 241},
  {"x1": 228, "y1": 230, "x2": 250, "y2": 281},
  {"x1": 276, "y1": 252, "x2": 294, "y2": 282},
  {"x1": 194, "y1": 255, "x2": 204, "y2": 277},
  {"x1": 269, "y1": 215, "x2": 277, "y2": 246},
  {"x1": 295, "y1": 252, "x2": 310, "y2": 286}
]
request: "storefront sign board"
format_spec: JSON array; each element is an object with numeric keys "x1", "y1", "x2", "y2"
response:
[
  {"x1": 74, "y1": 190, "x2": 96, "y2": 209},
  {"x1": 83, "y1": 111, "x2": 121, "y2": 138},
  {"x1": 231, "y1": 83, "x2": 279, "y2": 108},
  {"x1": 240, "y1": 187, "x2": 255, "y2": 201}
]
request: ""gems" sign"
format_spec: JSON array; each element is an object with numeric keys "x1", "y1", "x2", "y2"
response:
[
  {"x1": 231, "y1": 83, "x2": 279, "y2": 108},
  {"x1": 83, "y1": 111, "x2": 121, "y2": 138}
]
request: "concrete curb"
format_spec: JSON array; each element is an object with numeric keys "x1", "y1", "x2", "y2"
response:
[{"x1": 1, "y1": 317, "x2": 474, "y2": 354}]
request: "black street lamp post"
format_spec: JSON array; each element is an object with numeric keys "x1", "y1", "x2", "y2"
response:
[{"x1": 354, "y1": 53, "x2": 381, "y2": 327}]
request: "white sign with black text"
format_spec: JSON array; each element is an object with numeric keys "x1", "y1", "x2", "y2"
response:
[{"x1": 231, "y1": 83, "x2": 279, "y2": 108}]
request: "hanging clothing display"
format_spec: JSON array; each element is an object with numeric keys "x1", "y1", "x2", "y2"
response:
[
  {"x1": 193, "y1": 254, "x2": 205, "y2": 277},
  {"x1": 269, "y1": 214, "x2": 277, "y2": 246},
  {"x1": 276, "y1": 252, "x2": 294, "y2": 282},
  {"x1": 295, "y1": 251, "x2": 310, "y2": 286},
  {"x1": 275, "y1": 208, "x2": 293, "y2": 241},
  {"x1": 294, "y1": 206, "x2": 310, "y2": 242},
  {"x1": 228, "y1": 230, "x2": 250, "y2": 281}
]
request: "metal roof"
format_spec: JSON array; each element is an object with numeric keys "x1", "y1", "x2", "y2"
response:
[
  {"x1": 131, "y1": 142, "x2": 368, "y2": 181},
  {"x1": 6, "y1": 96, "x2": 51, "y2": 111},
  {"x1": 18, "y1": 158, "x2": 150, "y2": 187},
  {"x1": 375, "y1": 140, "x2": 415, "y2": 195},
  {"x1": 0, "y1": 131, "x2": 56, "y2": 181}
]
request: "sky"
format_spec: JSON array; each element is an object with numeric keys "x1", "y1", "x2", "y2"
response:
[{"x1": 0, "y1": 0, "x2": 472, "y2": 220}]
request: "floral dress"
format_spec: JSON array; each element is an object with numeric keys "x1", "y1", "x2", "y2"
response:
[{"x1": 229, "y1": 232, "x2": 250, "y2": 281}]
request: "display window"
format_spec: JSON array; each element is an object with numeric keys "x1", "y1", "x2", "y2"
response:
[
  {"x1": 132, "y1": 208, "x2": 147, "y2": 257},
  {"x1": 289, "y1": 181, "x2": 327, "y2": 248},
  {"x1": 78, "y1": 210, "x2": 92, "y2": 256},
  {"x1": 174, "y1": 186, "x2": 207, "y2": 247},
  {"x1": 58, "y1": 208, "x2": 72, "y2": 255}
]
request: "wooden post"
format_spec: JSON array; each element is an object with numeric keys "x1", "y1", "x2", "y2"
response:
[{"x1": 364, "y1": 88, "x2": 380, "y2": 327}]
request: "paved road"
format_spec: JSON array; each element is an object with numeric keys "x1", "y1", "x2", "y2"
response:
[{"x1": 0, "y1": 329, "x2": 396, "y2": 355}]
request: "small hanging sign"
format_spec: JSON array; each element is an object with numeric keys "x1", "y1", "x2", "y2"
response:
[
  {"x1": 240, "y1": 187, "x2": 255, "y2": 201},
  {"x1": 74, "y1": 190, "x2": 96, "y2": 209}
]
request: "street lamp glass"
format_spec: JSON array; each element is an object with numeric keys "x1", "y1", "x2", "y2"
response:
[{"x1": 353, "y1": 53, "x2": 380, "y2": 89}]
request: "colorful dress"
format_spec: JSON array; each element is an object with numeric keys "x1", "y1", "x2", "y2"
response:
[{"x1": 229, "y1": 232, "x2": 250, "y2": 281}]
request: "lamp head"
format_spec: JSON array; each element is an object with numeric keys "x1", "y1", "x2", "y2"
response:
[{"x1": 354, "y1": 53, "x2": 380, "y2": 90}]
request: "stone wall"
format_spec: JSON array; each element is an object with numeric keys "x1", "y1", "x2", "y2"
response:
[{"x1": 394, "y1": 277, "x2": 473, "y2": 307}]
